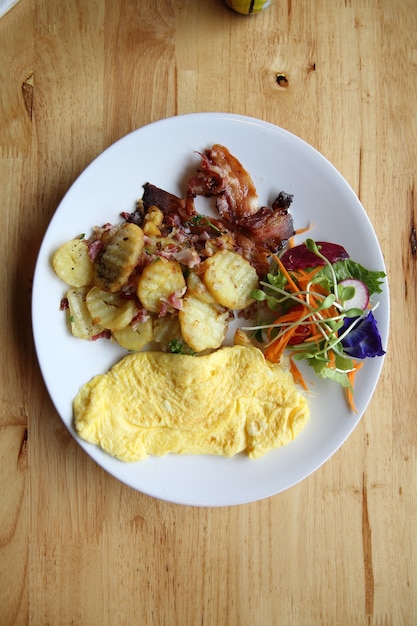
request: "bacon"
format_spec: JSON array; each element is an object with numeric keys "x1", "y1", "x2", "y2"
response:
[
  {"x1": 158, "y1": 301, "x2": 169, "y2": 318},
  {"x1": 170, "y1": 225, "x2": 191, "y2": 244},
  {"x1": 184, "y1": 145, "x2": 295, "y2": 273},
  {"x1": 128, "y1": 146, "x2": 295, "y2": 279},
  {"x1": 237, "y1": 206, "x2": 295, "y2": 248},
  {"x1": 87, "y1": 239, "x2": 103, "y2": 262},
  {"x1": 86, "y1": 223, "x2": 115, "y2": 261},
  {"x1": 121, "y1": 209, "x2": 144, "y2": 227},
  {"x1": 166, "y1": 288, "x2": 186, "y2": 310},
  {"x1": 232, "y1": 233, "x2": 271, "y2": 277},
  {"x1": 172, "y1": 248, "x2": 201, "y2": 268},
  {"x1": 131, "y1": 307, "x2": 151, "y2": 329},
  {"x1": 142, "y1": 183, "x2": 193, "y2": 220},
  {"x1": 91, "y1": 330, "x2": 112, "y2": 341},
  {"x1": 94, "y1": 223, "x2": 114, "y2": 234},
  {"x1": 272, "y1": 191, "x2": 294, "y2": 211},
  {"x1": 187, "y1": 144, "x2": 259, "y2": 222}
]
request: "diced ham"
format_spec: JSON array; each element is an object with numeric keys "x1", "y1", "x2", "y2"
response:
[
  {"x1": 172, "y1": 248, "x2": 201, "y2": 268},
  {"x1": 87, "y1": 239, "x2": 103, "y2": 262},
  {"x1": 130, "y1": 307, "x2": 151, "y2": 329},
  {"x1": 91, "y1": 330, "x2": 111, "y2": 341}
]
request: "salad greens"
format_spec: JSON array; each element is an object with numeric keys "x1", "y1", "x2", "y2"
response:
[{"x1": 245, "y1": 239, "x2": 386, "y2": 411}]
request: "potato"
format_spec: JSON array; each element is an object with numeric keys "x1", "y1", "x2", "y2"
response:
[
  {"x1": 143, "y1": 222, "x2": 161, "y2": 237},
  {"x1": 137, "y1": 258, "x2": 186, "y2": 313},
  {"x1": 86, "y1": 287, "x2": 136, "y2": 330},
  {"x1": 66, "y1": 287, "x2": 103, "y2": 339},
  {"x1": 186, "y1": 271, "x2": 217, "y2": 305},
  {"x1": 52, "y1": 239, "x2": 93, "y2": 287},
  {"x1": 94, "y1": 222, "x2": 144, "y2": 292},
  {"x1": 202, "y1": 249, "x2": 258, "y2": 310},
  {"x1": 233, "y1": 328, "x2": 255, "y2": 348},
  {"x1": 145, "y1": 205, "x2": 163, "y2": 227},
  {"x1": 203, "y1": 234, "x2": 234, "y2": 258},
  {"x1": 153, "y1": 315, "x2": 182, "y2": 348},
  {"x1": 143, "y1": 205, "x2": 163, "y2": 236},
  {"x1": 179, "y1": 294, "x2": 229, "y2": 352},
  {"x1": 112, "y1": 318, "x2": 154, "y2": 351}
]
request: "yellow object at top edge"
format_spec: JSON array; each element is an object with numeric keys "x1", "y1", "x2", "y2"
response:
[{"x1": 225, "y1": 0, "x2": 273, "y2": 15}]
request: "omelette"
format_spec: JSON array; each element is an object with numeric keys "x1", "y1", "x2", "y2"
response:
[{"x1": 73, "y1": 345, "x2": 309, "y2": 462}]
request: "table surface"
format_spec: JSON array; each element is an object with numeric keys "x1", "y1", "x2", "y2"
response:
[{"x1": 1, "y1": 1, "x2": 416, "y2": 624}]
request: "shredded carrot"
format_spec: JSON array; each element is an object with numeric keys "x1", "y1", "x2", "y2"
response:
[
  {"x1": 264, "y1": 259, "x2": 340, "y2": 362},
  {"x1": 327, "y1": 349, "x2": 336, "y2": 369},
  {"x1": 272, "y1": 255, "x2": 300, "y2": 293},
  {"x1": 287, "y1": 224, "x2": 315, "y2": 248},
  {"x1": 289, "y1": 357, "x2": 309, "y2": 391},
  {"x1": 296, "y1": 224, "x2": 315, "y2": 235},
  {"x1": 264, "y1": 325, "x2": 299, "y2": 362},
  {"x1": 305, "y1": 332, "x2": 325, "y2": 343},
  {"x1": 295, "y1": 267, "x2": 321, "y2": 284},
  {"x1": 266, "y1": 306, "x2": 309, "y2": 341},
  {"x1": 270, "y1": 307, "x2": 308, "y2": 325},
  {"x1": 345, "y1": 361, "x2": 365, "y2": 412},
  {"x1": 345, "y1": 388, "x2": 355, "y2": 412},
  {"x1": 307, "y1": 293, "x2": 322, "y2": 310}
]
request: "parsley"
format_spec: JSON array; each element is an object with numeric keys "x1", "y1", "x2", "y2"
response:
[
  {"x1": 168, "y1": 338, "x2": 196, "y2": 355},
  {"x1": 187, "y1": 215, "x2": 222, "y2": 234}
]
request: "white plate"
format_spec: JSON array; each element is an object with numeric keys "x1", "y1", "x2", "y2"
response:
[{"x1": 32, "y1": 113, "x2": 389, "y2": 507}]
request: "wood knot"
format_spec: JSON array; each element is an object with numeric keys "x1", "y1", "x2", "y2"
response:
[
  {"x1": 276, "y1": 73, "x2": 289, "y2": 88},
  {"x1": 18, "y1": 427, "x2": 28, "y2": 470},
  {"x1": 21, "y1": 74, "x2": 33, "y2": 121}
]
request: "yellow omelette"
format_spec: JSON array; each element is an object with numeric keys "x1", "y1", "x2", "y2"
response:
[{"x1": 74, "y1": 345, "x2": 309, "y2": 462}]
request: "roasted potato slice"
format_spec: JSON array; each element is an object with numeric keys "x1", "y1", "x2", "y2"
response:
[
  {"x1": 94, "y1": 222, "x2": 144, "y2": 292},
  {"x1": 179, "y1": 294, "x2": 229, "y2": 352},
  {"x1": 186, "y1": 271, "x2": 217, "y2": 305},
  {"x1": 153, "y1": 315, "x2": 182, "y2": 348},
  {"x1": 112, "y1": 318, "x2": 154, "y2": 351},
  {"x1": 137, "y1": 258, "x2": 186, "y2": 313},
  {"x1": 234, "y1": 328, "x2": 255, "y2": 348},
  {"x1": 52, "y1": 239, "x2": 93, "y2": 287},
  {"x1": 86, "y1": 287, "x2": 136, "y2": 330},
  {"x1": 143, "y1": 205, "x2": 163, "y2": 236},
  {"x1": 66, "y1": 287, "x2": 103, "y2": 339},
  {"x1": 202, "y1": 249, "x2": 258, "y2": 310}
]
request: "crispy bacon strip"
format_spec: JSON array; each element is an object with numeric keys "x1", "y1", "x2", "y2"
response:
[
  {"x1": 187, "y1": 144, "x2": 259, "y2": 222},
  {"x1": 232, "y1": 233, "x2": 278, "y2": 278},
  {"x1": 238, "y1": 205, "x2": 295, "y2": 248},
  {"x1": 142, "y1": 182, "x2": 193, "y2": 220},
  {"x1": 186, "y1": 145, "x2": 295, "y2": 273}
]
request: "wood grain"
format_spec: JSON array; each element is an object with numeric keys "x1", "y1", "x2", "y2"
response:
[{"x1": 0, "y1": 0, "x2": 416, "y2": 624}]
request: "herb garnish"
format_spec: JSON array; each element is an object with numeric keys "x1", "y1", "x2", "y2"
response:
[{"x1": 186, "y1": 215, "x2": 223, "y2": 234}]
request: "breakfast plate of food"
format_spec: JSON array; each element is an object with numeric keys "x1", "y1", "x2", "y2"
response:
[{"x1": 32, "y1": 113, "x2": 389, "y2": 506}]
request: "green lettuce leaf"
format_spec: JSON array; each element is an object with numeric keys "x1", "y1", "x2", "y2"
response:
[
  {"x1": 307, "y1": 355, "x2": 353, "y2": 388},
  {"x1": 315, "y1": 259, "x2": 386, "y2": 295}
]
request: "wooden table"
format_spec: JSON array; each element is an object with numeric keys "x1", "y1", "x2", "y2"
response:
[{"x1": 1, "y1": 1, "x2": 415, "y2": 623}]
